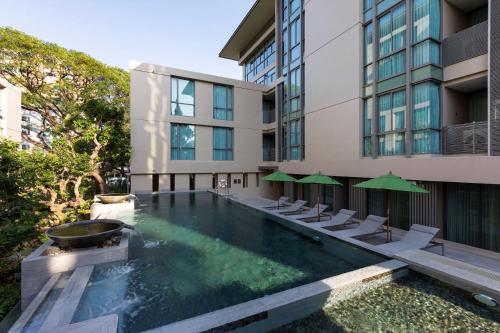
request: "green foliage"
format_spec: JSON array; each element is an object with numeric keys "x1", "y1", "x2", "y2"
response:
[
  {"x1": 0, "y1": 27, "x2": 131, "y2": 319},
  {"x1": 0, "y1": 27, "x2": 130, "y2": 200}
]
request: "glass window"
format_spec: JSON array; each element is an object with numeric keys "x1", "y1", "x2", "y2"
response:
[
  {"x1": 290, "y1": 0, "x2": 300, "y2": 15},
  {"x1": 379, "y1": 90, "x2": 406, "y2": 132},
  {"x1": 213, "y1": 85, "x2": 233, "y2": 120},
  {"x1": 412, "y1": 82, "x2": 440, "y2": 153},
  {"x1": 378, "y1": 90, "x2": 405, "y2": 156},
  {"x1": 171, "y1": 124, "x2": 195, "y2": 160},
  {"x1": 364, "y1": 0, "x2": 373, "y2": 11},
  {"x1": 378, "y1": 3, "x2": 406, "y2": 58},
  {"x1": 290, "y1": 67, "x2": 301, "y2": 97},
  {"x1": 378, "y1": 133, "x2": 405, "y2": 156},
  {"x1": 413, "y1": 39, "x2": 440, "y2": 67},
  {"x1": 290, "y1": 119, "x2": 300, "y2": 160},
  {"x1": 364, "y1": 23, "x2": 373, "y2": 65},
  {"x1": 244, "y1": 38, "x2": 276, "y2": 83},
  {"x1": 413, "y1": 0, "x2": 441, "y2": 43},
  {"x1": 363, "y1": 98, "x2": 373, "y2": 156},
  {"x1": 171, "y1": 77, "x2": 195, "y2": 117},
  {"x1": 213, "y1": 127, "x2": 233, "y2": 160},
  {"x1": 378, "y1": 50, "x2": 406, "y2": 80}
]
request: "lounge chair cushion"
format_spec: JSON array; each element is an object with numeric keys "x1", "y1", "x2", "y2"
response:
[
  {"x1": 377, "y1": 224, "x2": 440, "y2": 253},
  {"x1": 332, "y1": 215, "x2": 387, "y2": 238}
]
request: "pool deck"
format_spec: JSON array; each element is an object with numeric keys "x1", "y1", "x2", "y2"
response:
[{"x1": 235, "y1": 196, "x2": 500, "y2": 304}]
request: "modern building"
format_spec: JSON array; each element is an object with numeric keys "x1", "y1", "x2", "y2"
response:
[
  {"x1": 21, "y1": 109, "x2": 52, "y2": 150},
  {"x1": 130, "y1": 62, "x2": 278, "y2": 198},
  {"x1": 130, "y1": 0, "x2": 499, "y2": 252},
  {"x1": 0, "y1": 77, "x2": 22, "y2": 142}
]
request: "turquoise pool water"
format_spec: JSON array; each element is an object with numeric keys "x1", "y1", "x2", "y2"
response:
[{"x1": 73, "y1": 192, "x2": 385, "y2": 332}]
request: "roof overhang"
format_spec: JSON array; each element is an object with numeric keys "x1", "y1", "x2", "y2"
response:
[{"x1": 219, "y1": 0, "x2": 275, "y2": 61}]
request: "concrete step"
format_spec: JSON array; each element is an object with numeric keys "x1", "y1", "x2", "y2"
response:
[
  {"x1": 38, "y1": 265, "x2": 94, "y2": 332},
  {"x1": 8, "y1": 273, "x2": 62, "y2": 333}
]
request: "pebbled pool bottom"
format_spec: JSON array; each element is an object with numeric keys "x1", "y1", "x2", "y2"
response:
[{"x1": 272, "y1": 273, "x2": 500, "y2": 333}]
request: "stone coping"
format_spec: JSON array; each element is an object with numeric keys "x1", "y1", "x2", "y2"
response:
[{"x1": 143, "y1": 260, "x2": 408, "y2": 333}]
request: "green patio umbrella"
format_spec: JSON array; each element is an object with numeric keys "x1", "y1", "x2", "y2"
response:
[
  {"x1": 297, "y1": 172, "x2": 342, "y2": 222},
  {"x1": 263, "y1": 171, "x2": 298, "y2": 209},
  {"x1": 353, "y1": 171, "x2": 429, "y2": 242}
]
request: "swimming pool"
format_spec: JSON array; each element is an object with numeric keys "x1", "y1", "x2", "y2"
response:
[{"x1": 72, "y1": 192, "x2": 386, "y2": 332}]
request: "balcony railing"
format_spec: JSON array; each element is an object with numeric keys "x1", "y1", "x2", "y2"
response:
[
  {"x1": 443, "y1": 21, "x2": 488, "y2": 67},
  {"x1": 443, "y1": 121, "x2": 487, "y2": 155},
  {"x1": 263, "y1": 148, "x2": 276, "y2": 161}
]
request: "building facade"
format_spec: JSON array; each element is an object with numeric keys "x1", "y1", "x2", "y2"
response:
[
  {"x1": 130, "y1": 62, "x2": 278, "y2": 198},
  {"x1": 0, "y1": 77, "x2": 22, "y2": 142},
  {"x1": 131, "y1": 0, "x2": 499, "y2": 252}
]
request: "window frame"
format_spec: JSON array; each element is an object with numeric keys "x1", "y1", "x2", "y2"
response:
[
  {"x1": 213, "y1": 127, "x2": 234, "y2": 161},
  {"x1": 170, "y1": 123, "x2": 196, "y2": 160},
  {"x1": 171, "y1": 77, "x2": 195, "y2": 117},
  {"x1": 213, "y1": 84, "x2": 234, "y2": 121},
  {"x1": 377, "y1": 89, "x2": 407, "y2": 156}
]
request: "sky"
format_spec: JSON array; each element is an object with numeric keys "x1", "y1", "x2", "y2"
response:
[{"x1": 0, "y1": 0, "x2": 255, "y2": 79}]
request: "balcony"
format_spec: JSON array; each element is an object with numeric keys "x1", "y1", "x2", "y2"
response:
[
  {"x1": 443, "y1": 21, "x2": 488, "y2": 67},
  {"x1": 443, "y1": 121, "x2": 487, "y2": 155},
  {"x1": 263, "y1": 148, "x2": 275, "y2": 161}
]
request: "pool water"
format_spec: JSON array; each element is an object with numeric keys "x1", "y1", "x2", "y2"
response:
[
  {"x1": 273, "y1": 273, "x2": 500, "y2": 333},
  {"x1": 73, "y1": 192, "x2": 385, "y2": 332}
]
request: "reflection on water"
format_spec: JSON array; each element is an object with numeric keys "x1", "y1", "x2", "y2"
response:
[{"x1": 73, "y1": 192, "x2": 385, "y2": 332}]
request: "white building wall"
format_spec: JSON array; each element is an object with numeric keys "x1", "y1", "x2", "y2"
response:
[{"x1": 0, "y1": 78, "x2": 22, "y2": 142}]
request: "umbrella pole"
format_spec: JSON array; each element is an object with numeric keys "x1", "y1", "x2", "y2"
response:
[
  {"x1": 386, "y1": 190, "x2": 392, "y2": 242},
  {"x1": 317, "y1": 186, "x2": 320, "y2": 222}
]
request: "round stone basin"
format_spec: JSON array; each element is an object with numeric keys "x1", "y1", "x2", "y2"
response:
[
  {"x1": 96, "y1": 193, "x2": 130, "y2": 204},
  {"x1": 47, "y1": 219, "x2": 132, "y2": 249}
]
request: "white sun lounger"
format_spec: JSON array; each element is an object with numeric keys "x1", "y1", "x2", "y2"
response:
[
  {"x1": 376, "y1": 224, "x2": 440, "y2": 254},
  {"x1": 331, "y1": 215, "x2": 387, "y2": 238},
  {"x1": 309, "y1": 209, "x2": 357, "y2": 228},
  {"x1": 273, "y1": 200, "x2": 307, "y2": 214},
  {"x1": 286, "y1": 204, "x2": 330, "y2": 220},
  {"x1": 258, "y1": 196, "x2": 290, "y2": 208}
]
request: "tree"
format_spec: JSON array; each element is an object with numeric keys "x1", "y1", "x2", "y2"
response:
[{"x1": 0, "y1": 28, "x2": 130, "y2": 221}]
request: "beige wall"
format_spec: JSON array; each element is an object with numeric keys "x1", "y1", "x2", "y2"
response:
[
  {"x1": 276, "y1": 0, "x2": 500, "y2": 185},
  {"x1": 0, "y1": 78, "x2": 22, "y2": 142},
  {"x1": 442, "y1": 0, "x2": 468, "y2": 38}
]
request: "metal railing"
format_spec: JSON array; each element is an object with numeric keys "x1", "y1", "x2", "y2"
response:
[
  {"x1": 443, "y1": 121, "x2": 487, "y2": 154},
  {"x1": 443, "y1": 21, "x2": 488, "y2": 67},
  {"x1": 263, "y1": 148, "x2": 276, "y2": 161}
]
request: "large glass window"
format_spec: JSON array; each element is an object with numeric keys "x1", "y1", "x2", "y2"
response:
[
  {"x1": 364, "y1": 23, "x2": 374, "y2": 85},
  {"x1": 171, "y1": 77, "x2": 195, "y2": 117},
  {"x1": 363, "y1": 98, "x2": 373, "y2": 156},
  {"x1": 412, "y1": 82, "x2": 440, "y2": 154},
  {"x1": 213, "y1": 127, "x2": 233, "y2": 160},
  {"x1": 378, "y1": 51, "x2": 406, "y2": 80},
  {"x1": 378, "y1": 3, "x2": 406, "y2": 58},
  {"x1": 289, "y1": 120, "x2": 301, "y2": 160},
  {"x1": 213, "y1": 85, "x2": 233, "y2": 120},
  {"x1": 413, "y1": 39, "x2": 440, "y2": 67},
  {"x1": 280, "y1": 0, "x2": 303, "y2": 161},
  {"x1": 245, "y1": 38, "x2": 276, "y2": 82},
  {"x1": 413, "y1": 0, "x2": 440, "y2": 43},
  {"x1": 377, "y1": 3, "x2": 406, "y2": 82},
  {"x1": 289, "y1": 18, "x2": 301, "y2": 68},
  {"x1": 378, "y1": 90, "x2": 406, "y2": 155},
  {"x1": 171, "y1": 124, "x2": 195, "y2": 160}
]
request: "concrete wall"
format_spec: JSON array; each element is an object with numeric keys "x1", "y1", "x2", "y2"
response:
[
  {"x1": 129, "y1": 62, "x2": 275, "y2": 198},
  {"x1": 0, "y1": 77, "x2": 22, "y2": 142}
]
